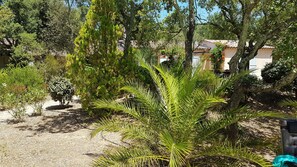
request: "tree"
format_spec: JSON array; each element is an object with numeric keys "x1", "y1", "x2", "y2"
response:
[
  {"x1": 67, "y1": 0, "x2": 123, "y2": 110},
  {"x1": 201, "y1": 0, "x2": 297, "y2": 142},
  {"x1": 195, "y1": 13, "x2": 237, "y2": 40},
  {"x1": 1, "y1": 0, "x2": 82, "y2": 58},
  {"x1": 164, "y1": 0, "x2": 196, "y2": 69},
  {"x1": 41, "y1": 0, "x2": 82, "y2": 54},
  {"x1": 0, "y1": 5, "x2": 43, "y2": 66},
  {"x1": 272, "y1": 22, "x2": 297, "y2": 61},
  {"x1": 91, "y1": 58, "x2": 282, "y2": 166}
]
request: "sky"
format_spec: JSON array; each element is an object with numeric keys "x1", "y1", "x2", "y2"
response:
[{"x1": 159, "y1": 4, "x2": 219, "y2": 23}]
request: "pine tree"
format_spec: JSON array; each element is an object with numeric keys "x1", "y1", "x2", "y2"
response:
[{"x1": 67, "y1": 0, "x2": 123, "y2": 110}]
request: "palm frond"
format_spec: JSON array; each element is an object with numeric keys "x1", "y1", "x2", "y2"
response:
[
  {"x1": 121, "y1": 124, "x2": 156, "y2": 143},
  {"x1": 279, "y1": 99, "x2": 297, "y2": 108},
  {"x1": 197, "y1": 107, "x2": 293, "y2": 141},
  {"x1": 154, "y1": 65, "x2": 180, "y2": 118},
  {"x1": 120, "y1": 84, "x2": 160, "y2": 113},
  {"x1": 93, "y1": 146, "x2": 167, "y2": 167},
  {"x1": 196, "y1": 143, "x2": 271, "y2": 167},
  {"x1": 137, "y1": 57, "x2": 168, "y2": 103},
  {"x1": 93, "y1": 100, "x2": 142, "y2": 120},
  {"x1": 91, "y1": 117, "x2": 156, "y2": 146},
  {"x1": 160, "y1": 131, "x2": 192, "y2": 167},
  {"x1": 196, "y1": 114, "x2": 241, "y2": 141},
  {"x1": 91, "y1": 118, "x2": 123, "y2": 138}
]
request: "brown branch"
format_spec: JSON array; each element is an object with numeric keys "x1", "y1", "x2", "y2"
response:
[{"x1": 215, "y1": 0, "x2": 240, "y2": 35}]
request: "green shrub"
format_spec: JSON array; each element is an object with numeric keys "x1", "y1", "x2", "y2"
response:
[
  {"x1": 1, "y1": 66, "x2": 46, "y2": 121},
  {"x1": 261, "y1": 58, "x2": 297, "y2": 94},
  {"x1": 5, "y1": 87, "x2": 28, "y2": 122},
  {"x1": 0, "y1": 71, "x2": 8, "y2": 109},
  {"x1": 28, "y1": 88, "x2": 47, "y2": 116},
  {"x1": 37, "y1": 55, "x2": 66, "y2": 82},
  {"x1": 48, "y1": 76, "x2": 74, "y2": 105},
  {"x1": 4, "y1": 66, "x2": 45, "y2": 90},
  {"x1": 240, "y1": 74, "x2": 261, "y2": 88},
  {"x1": 261, "y1": 58, "x2": 293, "y2": 84},
  {"x1": 210, "y1": 42, "x2": 225, "y2": 73}
]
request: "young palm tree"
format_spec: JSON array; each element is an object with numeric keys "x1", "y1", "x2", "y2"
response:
[{"x1": 91, "y1": 58, "x2": 279, "y2": 167}]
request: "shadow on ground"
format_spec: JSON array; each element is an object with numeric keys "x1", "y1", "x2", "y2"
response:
[
  {"x1": 45, "y1": 105, "x2": 73, "y2": 110},
  {"x1": 15, "y1": 107, "x2": 96, "y2": 134}
]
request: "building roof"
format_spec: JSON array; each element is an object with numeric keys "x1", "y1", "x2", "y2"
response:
[{"x1": 204, "y1": 39, "x2": 274, "y2": 49}]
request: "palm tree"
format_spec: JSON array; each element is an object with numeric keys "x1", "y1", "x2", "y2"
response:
[{"x1": 91, "y1": 58, "x2": 280, "y2": 167}]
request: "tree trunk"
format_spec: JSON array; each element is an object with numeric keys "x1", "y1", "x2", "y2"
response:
[
  {"x1": 184, "y1": 0, "x2": 195, "y2": 70},
  {"x1": 226, "y1": 6, "x2": 252, "y2": 144},
  {"x1": 226, "y1": 81, "x2": 245, "y2": 144}
]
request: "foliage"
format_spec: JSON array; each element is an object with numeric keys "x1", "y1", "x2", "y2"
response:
[
  {"x1": 37, "y1": 55, "x2": 66, "y2": 82},
  {"x1": 0, "y1": 66, "x2": 46, "y2": 121},
  {"x1": 162, "y1": 0, "x2": 196, "y2": 69},
  {"x1": 199, "y1": 0, "x2": 297, "y2": 141},
  {"x1": 0, "y1": 2, "x2": 45, "y2": 66},
  {"x1": 29, "y1": 88, "x2": 47, "y2": 115},
  {"x1": 48, "y1": 76, "x2": 74, "y2": 105},
  {"x1": 195, "y1": 18, "x2": 237, "y2": 41},
  {"x1": 0, "y1": 0, "x2": 83, "y2": 64},
  {"x1": 9, "y1": 33, "x2": 44, "y2": 67},
  {"x1": 67, "y1": 0, "x2": 123, "y2": 110},
  {"x1": 0, "y1": 71, "x2": 8, "y2": 109},
  {"x1": 210, "y1": 42, "x2": 225, "y2": 73},
  {"x1": 91, "y1": 59, "x2": 274, "y2": 166},
  {"x1": 41, "y1": 0, "x2": 82, "y2": 53},
  {"x1": 261, "y1": 58, "x2": 297, "y2": 96},
  {"x1": 262, "y1": 58, "x2": 294, "y2": 84}
]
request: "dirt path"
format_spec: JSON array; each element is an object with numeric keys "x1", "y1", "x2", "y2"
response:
[{"x1": 0, "y1": 99, "x2": 122, "y2": 167}]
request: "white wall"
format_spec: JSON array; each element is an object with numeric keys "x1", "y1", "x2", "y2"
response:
[
  {"x1": 253, "y1": 49, "x2": 273, "y2": 77},
  {"x1": 223, "y1": 48, "x2": 273, "y2": 78},
  {"x1": 223, "y1": 48, "x2": 237, "y2": 71}
]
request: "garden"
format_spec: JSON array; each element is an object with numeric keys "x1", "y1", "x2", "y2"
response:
[{"x1": 1, "y1": 0, "x2": 297, "y2": 167}]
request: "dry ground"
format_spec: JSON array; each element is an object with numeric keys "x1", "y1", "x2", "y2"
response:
[{"x1": 0, "y1": 101, "x2": 122, "y2": 167}]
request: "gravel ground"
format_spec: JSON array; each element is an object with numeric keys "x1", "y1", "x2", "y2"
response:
[{"x1": 0, "y1": 98, "x2": 122, "y2": 167}]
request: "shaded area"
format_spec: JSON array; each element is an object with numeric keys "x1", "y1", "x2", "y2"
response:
[
  {"x1": 15, "y1": 108, "x2": 96, "y2": 134},
  {"x1": 83, "y1": 153, "x2": 103, "y2": 158},
  {"x1": 45, "y1": 105, "x2": 73, "y2": 110}
]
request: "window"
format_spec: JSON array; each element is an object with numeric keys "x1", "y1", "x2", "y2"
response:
[{"x1": 249, "y1": 58, "x2": 257, "y2": 70}]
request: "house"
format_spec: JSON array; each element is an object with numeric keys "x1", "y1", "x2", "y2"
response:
[
  {"x1": 159, "y1": 39, "x2": 274, "y2": 78},
  {"x1": 197, "y1": 40, "x2": 274, "y2": 77}
]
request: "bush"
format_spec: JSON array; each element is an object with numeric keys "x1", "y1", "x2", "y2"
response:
[
  {"x1": 0, "y1": 71, "x2": 8, "y2": 109},
  {"x1": 1, "y1": 66, "x2": 46, "y2": 121},
  {"x1": 37, "y1": 55, "x2": 66, "y2": 82},
  {"x1": 48, "y1": 76, "x2": 74, "y2": 105},
  {"x1": 261, "y1": 58, "x2": 293, "y2": 84},
  {"x1": 261, "y1": 58, "x2": 297, "y2": 94},
  {"x1": 28, "y1": 88, "x2": 47, "y2": 116},
  {"x1": 240, "y1": 74, "x2": 261, "y2": 88}
]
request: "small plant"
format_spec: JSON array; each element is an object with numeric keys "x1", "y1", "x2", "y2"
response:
[
  {"x1": 5, "y1": 85, "x2": 28, "y2": 122},
  {"x1": 48, "y1": 76, "x2": 74, "y2": 105},
  {"x1": 210, "y1": 42, "x2": 225, "y2": 73},
  {"x1": 0, "y1": 71, "x2": 8, "y2": 109},
  {"x1": 29, "y1": 88, "x2": 47, "y2": 116}
]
